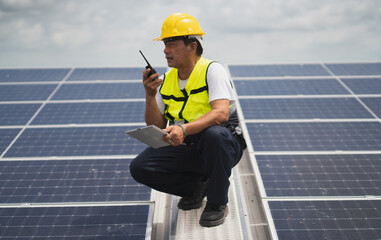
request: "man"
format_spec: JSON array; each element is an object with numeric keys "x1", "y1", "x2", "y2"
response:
[{"x1": 130, "y1": 12, "x2": 246, "y2": 227}]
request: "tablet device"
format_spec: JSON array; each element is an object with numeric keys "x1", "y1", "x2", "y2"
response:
[{"x1": 126, "y1": 125, "x2": 170, "y2": 149}]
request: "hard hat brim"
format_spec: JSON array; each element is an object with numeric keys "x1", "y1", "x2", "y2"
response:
[{"x1": 153, "y1": 33, "x2": 205, "y2": 42}]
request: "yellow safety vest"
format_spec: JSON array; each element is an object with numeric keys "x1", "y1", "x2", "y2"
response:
[{"x1": 160, "y1": 57, "x2": 213, "y2": 123}]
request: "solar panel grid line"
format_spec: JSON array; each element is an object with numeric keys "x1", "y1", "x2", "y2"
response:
[
  {"x1": 63, "y1": 79, "x2": 143, "y2": 84},
  {"x1": 263, "y1": 196, "x2": 381, "y2": 201},
  {"x1": 0, "y1": 201, "x2": 154, "y2": 208},
  {"x1": 253, "y1": 151, "x2": 381, "y2": 155},
  {"x1": 238, "y1": 95, "x2": 356, "y2": 99},
  {"x1": 0, "y1": 68, "x2": 75, "y2": 158},
  {"x1": 321, "y1": 63, "x2": 380, "y2": 120},
  {"x1": 49, "y1": 98, "x2": 146, "y2": 103},
  {"x1": 0, "y1": 101, "x2": 45, "y2": 104},
  {"x1": 244, "y1": 119, "x2": 379, "y2": 123},
  {"x1": 232, "y1": 74, "x2": 381, "y2": 81},
  {"x1": 238, "y1": 94, "x2": 381, "y2": 100},
  {"x1": 25, "y1": 122, "x2": 146, "y2": 128},
  {"x1": 0, "y1": 155, "x2": 138, "y2": 161},
  {"x1": 0, "y1": 126, "x2": 27, "y2": 129},
  {"x1": 0, "y1": 81, "x2": 60, "y2": 85}
]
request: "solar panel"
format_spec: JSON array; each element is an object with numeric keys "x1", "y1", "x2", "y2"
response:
[
  {"x1": 1, "y1": 62, "x2": 380, "y2": 239},
  {"x1": 247, "y1": 122, "x2": 381, "y2": 151},
  {"x1": 361, "y1": 97, "x2": 381, "y2": 117},
  {"x1": 67, "y1": 67, "x2": 167, "y2": 81},
  {"x1": 256, "y1": 154, "x2": 381, "y2": 197},
  {"x1": 240, "y1": 98, "x2": 373, "y2": 119},
  {"x1": 0, "y1": 84, "x2": 57, "y2": 101},
  {"x1": 269, "y1": 200, "x2": 381, "y2": 240},
  {"x1": 0, "y1": 129, "x2": 20, "y2": 155},
  {"x1": 5, "y1": 127, "x2": 147, "y2": 157},
  {"x1": 234, "y1": 79, "x2": 349, "y2": 96},
  {"x1": 0, "y1": 159, "x2": 151, "y2": 203},
  {"x1": 326, "y1": 63, "x2": 381, "y2": 76},
  {"x1": 52, "y1": 82, "x2": 145, "y2": 100},
  {"x1": 229, "y1": 64, "x2": 330, "y2": 77},
  {"x1": 0, "y1": 68, "x2": 70, "y2": 82},
  {"x1": 0, "y1": 205, "x2": 151, "y2": 239},
  {"x1": 0, "y1": 104, "x2": 41, "y2": 125},
  {"x1": 229, "y1": 62, "x2": 381, "y2": 239},
  {"x1": 31, "y1": 102, "x2": 145, "y2": 125},
  {"x1": 341, "y1": 77, "x2": 381, "y2": 94}
]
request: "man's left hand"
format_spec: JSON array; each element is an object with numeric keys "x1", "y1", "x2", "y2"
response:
[{"x1": 162, "y1": 125, "x2": 185, "y2": 146}]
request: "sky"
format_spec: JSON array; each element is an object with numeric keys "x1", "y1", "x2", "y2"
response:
[{"x1": 0, "y1": 0, "x2": 380, "y2": 68}]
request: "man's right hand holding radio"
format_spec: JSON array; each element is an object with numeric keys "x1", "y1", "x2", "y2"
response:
[{"x1": 143, "y1": 68, "x2": 162, "y2": 97}]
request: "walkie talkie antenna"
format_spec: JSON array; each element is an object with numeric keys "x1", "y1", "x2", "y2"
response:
[{"x1": 139, "y1": 50, "x2": 157, "y2": 80}]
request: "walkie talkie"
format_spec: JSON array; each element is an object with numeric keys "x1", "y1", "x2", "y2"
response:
[{"x1": 139, "y1": 50, "x2": 157, "y2": 80}]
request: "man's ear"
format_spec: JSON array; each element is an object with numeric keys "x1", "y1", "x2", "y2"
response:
[{"x1": 190, "y1": 42, "x2": 198, "y2": 53}]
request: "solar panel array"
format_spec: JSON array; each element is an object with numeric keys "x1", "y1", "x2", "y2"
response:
[
  {"x1": 0, "y1": 66, "x2": 166, "y2": 239},
  {"x1": 1, "y1": 62, "x2": 380, "y2": 239},
  {"x1": 229, "y1": 62, "x2": 381, "y2": 240}
]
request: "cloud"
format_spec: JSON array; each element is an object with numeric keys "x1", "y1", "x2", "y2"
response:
[{"x1": 0, "y1": 0, "x2": 380, "y2": 67}]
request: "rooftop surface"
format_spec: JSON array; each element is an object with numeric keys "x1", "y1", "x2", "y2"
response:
[{"x1": 0, "y1": 62, "x2": 380, "y2": 239}]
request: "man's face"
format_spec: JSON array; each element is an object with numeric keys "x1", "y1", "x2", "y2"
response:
[{"x1": 163, "y1": 39, "x2": 191, "y2": 68}]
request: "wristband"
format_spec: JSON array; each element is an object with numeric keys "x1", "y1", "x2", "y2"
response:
[{"x1": 178, "y1": 124, "x2": 187, "y2": 139}]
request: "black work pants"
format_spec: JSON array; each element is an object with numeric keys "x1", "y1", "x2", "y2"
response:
[{"x1": 130, "y1": 125, "x2": 243, "y2": 206}]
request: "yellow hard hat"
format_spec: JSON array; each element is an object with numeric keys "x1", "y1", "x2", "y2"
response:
[{"x1": 153, "y1": 13, "x2": 205, "y2": 41}]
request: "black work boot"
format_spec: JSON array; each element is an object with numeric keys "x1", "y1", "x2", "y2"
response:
[
  {"x1": 178, "y1": 179, "x2": 209, "y2": 211},
  {"x1": 199, "y1": 202, "x2": 229, "y2": 227}
]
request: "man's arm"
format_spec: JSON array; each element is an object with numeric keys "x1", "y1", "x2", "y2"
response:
[
  {"x1": 142, "y1": 68, "x2": 167, "y2": 129},
  {"x1": 163, "y1": 99, "x2": 229, "y2": 146}
]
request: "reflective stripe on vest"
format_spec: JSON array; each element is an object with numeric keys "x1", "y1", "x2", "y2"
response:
[{"x1": 160, "y1": 57, "x2": 213, "y2": 123}]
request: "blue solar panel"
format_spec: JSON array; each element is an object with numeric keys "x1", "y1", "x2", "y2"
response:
[
  {"x1": 0, "y1": 84, "x2": 57, "y2": 101},
  {"x1": 234, "y1": 79, "x2": 349, "y2": 95},
  {"x1": 240, "y1": 98, "x2": 373, "y2": 119},
  {"x1": 229, "y1": 64, "x2": 330, "y2": 78},
  {"x1": 341, "y1": 77, "x2": 381, "y2": 94},
  {"x1": 5, "y1": 127, "x2": 147, "y2": 157},
  {"x1": 256, "y1": 154, "x2": 381, "y2": 197},
  {"x1": 0, "y1": 205, "x2": 150, "y2": 239},
  {"x1": 0, "y1": 159, "x2": 151, "y2": 203},
  {"x1": 361, "y1": 97, "x2": 381, "y2": 118},
  {"x1": 0, "y1": 129, "x2": 20, "y2": 155},
  {"x1": 67, "y1": 67, "x2": 167, "y2": 81},
  {"x1": 0, "y1": 68, "x2": 70, "y2": 82},
  {"x1": 247, "y1": 122, "x2": 381, "y2": 151},
  {"x1": 326, "y1": 62, "x2": 381, "y2": 76},
  {"x1": 0, "y1": 104, "x2": 41, "y2": 125},
  {"x1": 269, "y1": 200, "x2": 381, "y2": 240},
  {"x1": 32, "y1": 102, "x2": 145, "y2": 125},
  {"x1": 52, "y1": 83, "x2": 145, "y2": 100}
]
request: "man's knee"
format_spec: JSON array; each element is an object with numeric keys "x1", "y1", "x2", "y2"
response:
[
  {"x1": 202, "y1": 125, "x2": 230, "y2": 143},
  {"x1": 204, "y1": 126, "x2": 227, "y2": 140}
]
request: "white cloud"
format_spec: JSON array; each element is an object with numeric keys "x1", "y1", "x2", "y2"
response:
[{"x1": 0, "y1": 0, "x2": 380, "y2": 67}]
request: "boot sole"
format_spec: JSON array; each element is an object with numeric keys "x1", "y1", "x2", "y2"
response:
[{"x1": 199, "y1": 206, "x2": 229, "y2": 227}]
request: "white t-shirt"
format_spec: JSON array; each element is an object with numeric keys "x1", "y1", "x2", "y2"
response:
[{"x1": 155, "y1": 62, "x2": 235, "y2": 115}]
